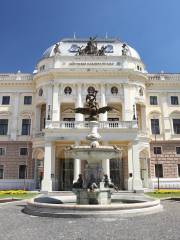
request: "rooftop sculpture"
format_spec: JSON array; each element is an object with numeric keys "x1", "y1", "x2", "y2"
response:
[{"x1": 76, "y1": 37, "x2": 107, "y2": 56}]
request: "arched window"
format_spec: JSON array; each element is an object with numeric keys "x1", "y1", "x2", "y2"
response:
[
  {"x1": 87, "y1": 86, "x2": 95, "y2": 94},
  {"x1": 111, "y1": 86, "x2": 118, "y2": 95},
  {"x1": 64, "y1": 86, "x2": 72, "y2": 95},
  {"x1": 38, "y1": 88, "x2": 43, "y2": 97}
]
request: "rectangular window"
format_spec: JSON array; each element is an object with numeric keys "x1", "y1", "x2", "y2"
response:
[
  {"x1": 151, "y1": 119, "x2": 160, "y2": 134},
  {"x1": 0, "y1": 119, "x2": 8, "y2": 135},
  {"x1": 20, "y1": 148, "x2": 28, "y2": 156},
  {"x1": 173, "y1": 119, "x2": 180, "y2": 134},
  {"x1": 19, "y1": 165, "x2": 26, "y2": 179},
  {"x1": 178, "y1": 164, "x2": 180, "y2": 177},
  {"x1": 2, "y1": 96, "x2": 10, "y2": 105},
  {"x1": 155, "y1": 164, "x2": 163, "y2": 178},
  {"x1": 171, "y1": 96, "x2": 179, "y2": 105},
  {"x1": 0, "y1": 165, "x2": 3, "y2": 179},
  {"x1": 24, "y1": 96, "x2": 32, "y2": 105},
  {"x1": 154, "y1": 147, "x2": 162, "y2": 154},
  {"x1": 176, "y1": 147, "x2": 180, "y2": 154},
  {"x1": 0, "y1": 148, "x2": 5, "y2": 156},
  {"x1": 150, "y1": 96, "x2": 158, "y2": 105},
  {"x1": 21, "y1": 119, "x2": 31, "y2": 135}
]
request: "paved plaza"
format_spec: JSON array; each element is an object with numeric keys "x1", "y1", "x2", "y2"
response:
[{"x1": 0, "y1": 200, "x2": 179, "y2": 240}]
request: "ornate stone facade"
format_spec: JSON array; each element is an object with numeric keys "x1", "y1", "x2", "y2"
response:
[{"x1": 0, "y1": 37, "x2": 180, "y2": 191}]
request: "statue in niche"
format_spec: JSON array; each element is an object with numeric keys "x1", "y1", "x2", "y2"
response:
[
  {"x1": 54, "y1": 43, "x2": 60, "y2": 54},
  {"x1": 122, "y1": 43, "x2": 129, "y2": 56},
  {"x1": 74, "y1": 88, "x2": 112, "y2": 121}
]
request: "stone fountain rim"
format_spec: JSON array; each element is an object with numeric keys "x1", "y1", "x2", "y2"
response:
[{"x1": 26, "y1": 198, "x2": 161, "y2": 211}]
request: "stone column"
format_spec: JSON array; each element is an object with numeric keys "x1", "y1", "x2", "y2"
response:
[
  {"x1": 99, "y1": 84, "x2": 107, "y2": 121},
  {"x1": 73, "y1": 158, "x2": 81, "y2": 182},
  {"x1": 160, "y1": 93, "x2": 170, "y2": 139},
  {"x1": 52, "y1": 83, "x2": 60, "y2": 122},
  {"x1": 75, "y1": 84, "x2": 83, "y2": 123},
  {"x1": 141, "y1": 105, "x2": 147, "y2": 132},
  {"x1": 128, "y1": 143, "x2": 133, "y2": 191},
  {"x1": 41, "y1": 142, "x2": 55, "y2": 192},
  {"x1": 46, "y1": 82, "x2": 53, "y2": 120},
  {"x1": 102, "y1": 159, "x2": 110, "y2": 178},
  {"x1": 132, "y1": 141, "x2": 143, "y2": 191},
  {"x1": 35, "y1": 106, "x2": 41, "y2": 132},
  {"x1": 123, "y1": 85, "x2": 136, "y2": 121}
]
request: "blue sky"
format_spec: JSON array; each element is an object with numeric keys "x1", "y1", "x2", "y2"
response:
[{"x1": 0, "y1": 0, "x2": 180, "y2": 73}]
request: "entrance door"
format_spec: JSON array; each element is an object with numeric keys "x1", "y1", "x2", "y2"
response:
[
  {"x1": 110, "y1": 158, "x2": 123, "y2": 189},
  {"x1": 60, "y1": 158, "x2": 74, "y2": 190}
]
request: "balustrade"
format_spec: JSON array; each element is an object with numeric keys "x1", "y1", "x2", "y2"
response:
[{"x1": 45, "y1": 120, "x2": 138, "y2": 129}]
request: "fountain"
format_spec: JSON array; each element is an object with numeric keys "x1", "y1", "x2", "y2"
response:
[
  {"x1": 65, "y1": 89, "x2": 120, "y2": 205},
  {"x1": 24, "y1": 89, "x2": 163, "y2": 217}
]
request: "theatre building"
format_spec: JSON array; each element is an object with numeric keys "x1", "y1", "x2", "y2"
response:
[{"x1": 0, "y1": 37, "x2": 180, "y2": 191}]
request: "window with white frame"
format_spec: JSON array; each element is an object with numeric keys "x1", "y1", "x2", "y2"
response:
[
  {"x1": 0, "y1": 165, "x2": 4, "y2": 179},
  {"x1": 0, "y1": 148, "x2": 5, "y2": 156},
  {"x1": 0, "y1": 119, "x2": 8, "y2": 135},
  {"x1": 151, "y1": 119, "x2": 160, "y2": 134},
  {"x1": 150, "y1": 96, "x2": 158, "y2": 105},
  {"x1": 154, "y1": 147, "x2": 162, "y2": 155},
  {"x1": 24, "y1": 96, "x2": 32, "y2": 105},
  {"x1": 2, "y1": 96, "x2": 10, "y2": 105},
  {"x1": 21, "y1": 119, "x2": 31, "y2": 135},
  {"x1": 20, "y1": 148, "x2": 28, "y2": 156},
  {"x1": 176, "y1": 147, "x2": 180, "y2": 154},
  {"x1": 173, "y1": 119, "x2": 180, "y2": 134},
  {"x1": 171, "y1": 96, "x2": 179, "y2": 105}
]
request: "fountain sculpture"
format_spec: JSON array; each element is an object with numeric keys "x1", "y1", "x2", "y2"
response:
[{"x1": 65, "y1": 88, "x2": 120, "y2": 204}]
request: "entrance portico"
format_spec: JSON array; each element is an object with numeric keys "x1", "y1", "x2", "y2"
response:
[{"x1": 40, "y1": 139, "x2": 145, "y2": 192}]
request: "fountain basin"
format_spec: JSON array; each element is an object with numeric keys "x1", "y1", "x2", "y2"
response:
[
  {"x1": 24, "y1": 193, "x2": 163, "y2": 218},
  {"x1": 67, "y1": 146, "x2": 119, "y2": 164}
]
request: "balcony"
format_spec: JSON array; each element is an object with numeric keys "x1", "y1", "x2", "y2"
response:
[{"x1": 45, "y1": 120, "x2": 138, "y2": 129}]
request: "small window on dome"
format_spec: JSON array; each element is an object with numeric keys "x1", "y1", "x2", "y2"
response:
[
  {"x1": 111, "y1": 86, "x2": 118, "y2": 95},
  {"x1": 87, "y1": 86, "x2": 95, "y2": 94},
  {"x1": 64, "y1": 86, "x2": 72, "y2": 95},
  {"x1": 38, "y1": 88, "x2": 43, "y2": 97},
  {"x1": 40, "y1": 65, "x2": 45, "y2": 72},
  {"x1": 139, "y1": 88, "x2": 143, "y2": 96}
]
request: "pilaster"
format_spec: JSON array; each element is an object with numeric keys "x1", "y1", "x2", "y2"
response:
[
  {"x1": 99, "y1": 84, "x2": 107, "y2": 121},
  {"x1": 75, "y1": 84, "x2": 83, "y2": 122},
  {"x1": 52, "y1": 82, "x2": 60, "y2": 121},
  {"x1": 41, "y1": 142, "x2": 55, "y2": 192}
]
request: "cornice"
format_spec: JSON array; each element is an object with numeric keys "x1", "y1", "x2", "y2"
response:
[{"x1": 33, "y1": 69, "x2": 147, "y2": 82}]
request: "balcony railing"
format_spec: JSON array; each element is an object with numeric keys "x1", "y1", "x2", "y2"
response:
[{"x1": 46, "y1": 120, "x2": 138, "y2": 129}]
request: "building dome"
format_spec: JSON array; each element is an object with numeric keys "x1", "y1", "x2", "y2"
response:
[{"x1": 41, "y1": 38, "x2": 141, "y2": 60}]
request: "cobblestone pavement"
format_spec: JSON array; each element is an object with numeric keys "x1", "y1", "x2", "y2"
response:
[{"x1": 0, "y1": 200, "x2": 179, "y2": 240}]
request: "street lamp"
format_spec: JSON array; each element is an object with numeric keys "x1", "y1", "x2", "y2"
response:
[{"x1": 23, "y1": 114, "x2": 31, "y2": 191}]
